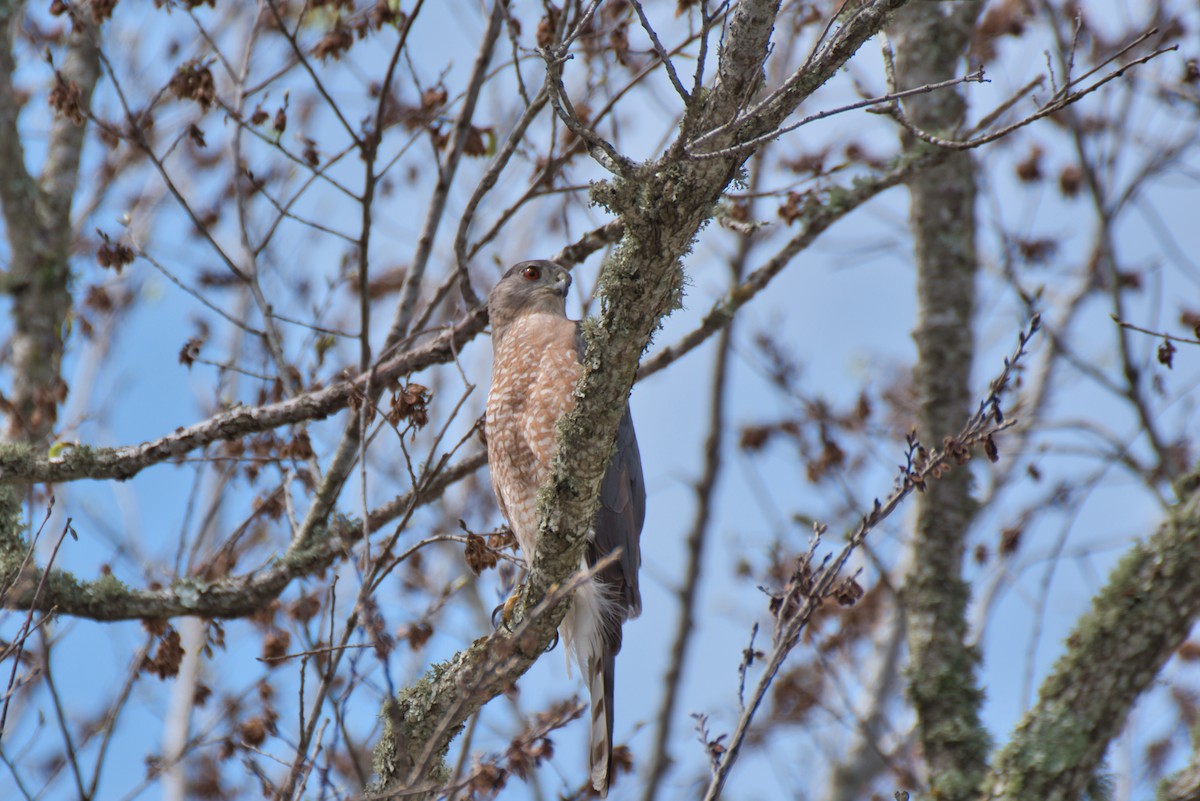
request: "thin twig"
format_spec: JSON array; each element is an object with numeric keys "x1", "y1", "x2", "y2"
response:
[
  {"x1": 0, "y1": 503, "x2": 59, "y2": 736},
  {"x1": 886, "y1": 45, "x2": 1176, "y2": 152},
  {"x1": 700, "y1": 317, "x2": 1039, "y2": 801},
  {"x1": 640, "y1": 253, "x2": 738, "y2": 801},
  {"x1": 452, "y1": 85, "x2": 550, "y2": 307},
  {"x1": 387, "y1": 0, "x2": 506, "y2": 343},
  {"x1": 640, "y1": 149, "x2": 942, "y2": 379},
  {"x1": 263, "y1": 0, "x2": 360, "y2": 144},
  {"x1": 688, "y1": 69, "x2": 987, "y2": 160},
  {"x1": 1112, "y1": 316, "x2": 1200, "y2": 346},
  {"x1": 631, "y1": 0, "x2": 691, "y2": 102}
]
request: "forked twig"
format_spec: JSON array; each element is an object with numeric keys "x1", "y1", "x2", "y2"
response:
[{"x1": 699, "y1": 316, "x2": 1041, "y2": 801}]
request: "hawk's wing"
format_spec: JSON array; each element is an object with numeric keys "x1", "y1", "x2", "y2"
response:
[
  {"x1": 574, "y1": 323, "x2": 645, "y2": 623},
  {"x1": 572, "y1": 326, "x2": 646, "y2": 797},
  {"x1": 590, "y1": 403, "x2": 645, "y2": 621}
]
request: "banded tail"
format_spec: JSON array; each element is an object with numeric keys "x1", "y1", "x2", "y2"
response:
[{"x1": 588, "y1": 651, "x2": 616, "y2": 797}]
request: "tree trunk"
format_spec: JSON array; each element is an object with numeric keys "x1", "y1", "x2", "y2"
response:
[{"x1": 889, "y1": 5, "x2": 990, "y2": 800}]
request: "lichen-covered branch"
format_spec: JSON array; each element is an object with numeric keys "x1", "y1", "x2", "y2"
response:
[
  {"x1": 0, "y1": 309, "x2": 488, "y2": 484},
  {"x1": 0, "y1": 449, "x2": 481, "y2": 620},
  {"x1": 989, "y1": 473, "x2": 1200, "y2": 801},
  {"x1": 369, "y1": 564, "x2": 606, "y2": 793},
  {"x1": 639, "y1": 146, "x2": 948, "y2": 381}
]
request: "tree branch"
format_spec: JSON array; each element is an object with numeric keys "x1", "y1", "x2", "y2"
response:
[
  {"x1": 387, "y1": 0, "x2": 505, "y2": 342},
  {"x1": 640, "y1": 236, "x2": 739, "y2": 801},
  {"x1": 699, "y1": 316, "x2": 1035, "y2": 801},
  {"x1": 640, "y1": 147, "x2": 947, "y2": 380},
  {"x1": 989, "y1": 471, "x2": 1200, "y2": 801},
  {"x1": 0, "y1": 444, "x2": 481, "y2": 620},
  {"x1": 0, "y1": 309, "x2": 487, "y2": 484}
]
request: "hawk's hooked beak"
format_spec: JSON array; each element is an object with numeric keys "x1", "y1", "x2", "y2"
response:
[{"x1": 552, "y1": 273, "x2": 570, "y2": 297}]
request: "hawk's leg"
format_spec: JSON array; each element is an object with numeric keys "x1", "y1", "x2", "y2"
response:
[
  {"x1": 489, "y1": 593, "x2": 520, "y2": 631},
  {"x1": 490, "y1": 591, "x2": 559, "y2": 653}
]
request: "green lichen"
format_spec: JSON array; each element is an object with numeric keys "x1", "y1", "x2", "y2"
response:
[
  {"x1": 578, "y1": 317, "x2": 603, "y2": 363},
  {"x1": 824, "y1": 182, "x2": 857, "y2": 214},
  {"x1": 990, "y1": 489, "x2": 1200, "y2": 801},
  {"x1": 57, "y1": 442, "x2": 102, "y2": 471},
  {"x1": 370, "y1": 699, "x2": 400, "y2": 788},
  {"x1": 88, "y1": 571, "x2": 130, "y2": 601},
  {"x1": 588, "y1": 178, "x2": 620, "y2": 214},
  {"x1": 0, "y1": 442, "x2": 36, "y2": 475},
  {"x1": 370, "y1": 659, "x2": 457, "y2": 790},
  {"x1": 0, "y1": 482, "x2": 25, "y2": 535},
  {"x1": 1173, "y1": 466, "x2": 1200, "y2": 499},
  {"x1": 0, "y1": 485, "x2": 29, "y2": 592}
]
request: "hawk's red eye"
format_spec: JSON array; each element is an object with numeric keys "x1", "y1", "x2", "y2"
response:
[{"x1": 522, "y1": 266, "x2": 541, "y2": 281}]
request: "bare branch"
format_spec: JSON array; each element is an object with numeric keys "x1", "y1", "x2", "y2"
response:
[
  {"x1": 687, "y1": 69, "x2": 986, "y2": 161},
  {"x1": 640, "y1": 148, "x2": 945, "y2": 380},
  {"x1": 1113, "y1": 315, "x2": 1200, "y2": 347},
  {"x1": 641, "y1": 247, "x2": 738, "y2": 801},
  {"x1": 387, "y1": 0, "x2": 506, "y2": 343},
  {"x1": 630, "y1": 1, "x2": 691, "y2": 103},
  {"x1": 0, "y1": 308, "x2": 486, "y2": 485},
  {"x1": 701, "y1": 317, "x2": 1038, "y2": 801},
  {"x1": 885, "y1": 43, "x2": 1176, "y2": 152},
  {"x1": 541, "y1": 49, "x2": 633, "y2": 176},
  {"x1": 452, "y1": 85, "x2": 551, "y2": 307},
  {"x1": 263, "y1": 0, "x2": 361, "y2": 145}
]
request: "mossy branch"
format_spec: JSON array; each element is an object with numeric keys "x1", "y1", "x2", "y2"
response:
[
  {"x1": 989, "y1": 474, "x2": 1200, "y2": 801},
  {"x1": 0, "y1": 452, "x2": 480, "y2": 619},
  {"x1": 0, "y1": 310, "x2": 488, "y2": 485}
]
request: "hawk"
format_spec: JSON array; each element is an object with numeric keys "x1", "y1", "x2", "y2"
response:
[{"x1": 486, "y1": 260, "x2": 645, "y2": 796}]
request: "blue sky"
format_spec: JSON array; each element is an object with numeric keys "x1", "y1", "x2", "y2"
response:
[{"x1": 2, "y1": 1, "x2": 1199, "y2": 799}]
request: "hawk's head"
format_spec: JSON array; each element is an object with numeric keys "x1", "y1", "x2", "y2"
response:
[{"x1": 488, "y1": 260, "x2": 572, "y2": 335}]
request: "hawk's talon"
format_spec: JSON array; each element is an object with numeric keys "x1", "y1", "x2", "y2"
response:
[
  {"x1": 491, "y1": 595, "x2": 557, "y2": 652},
  {"x1": 490, "y1": 602, "x2": 507, "y2": 631},
  {"x1": 491, "y1": 592, "x2": 521, "y2": 631}
]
